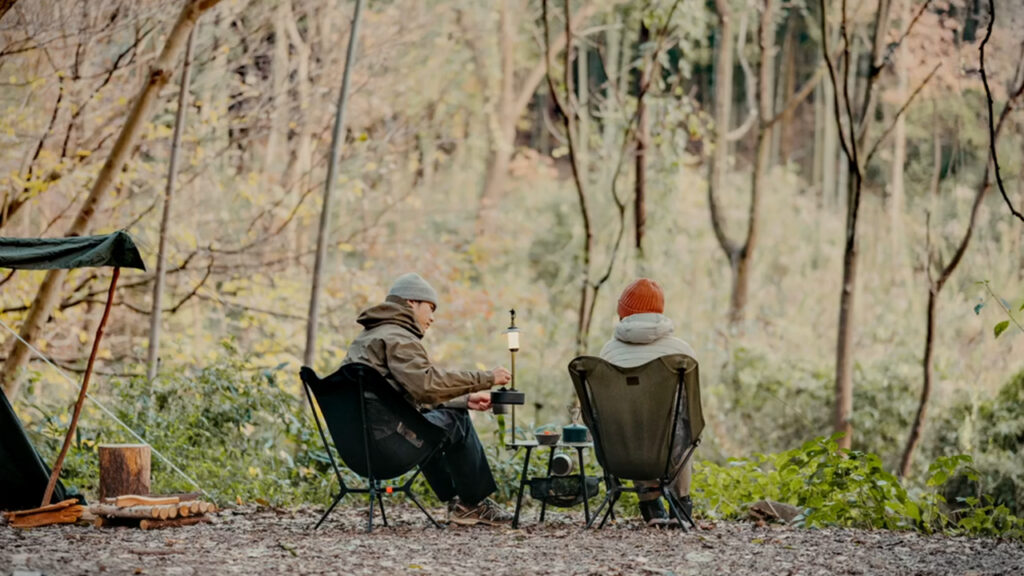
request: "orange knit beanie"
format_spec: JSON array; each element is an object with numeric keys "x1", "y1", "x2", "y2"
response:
[{"x1": 617, "y1": 278, "x2": 665, "y2": 319}]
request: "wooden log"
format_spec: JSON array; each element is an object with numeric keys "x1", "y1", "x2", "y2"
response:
[
  {"x1": 94, "y1": 516, "x2": 140, "y2": 528},
  {"x1": 139, "y1": 516, "x2": 210, "y2": 530},
  {"x1": 7, "y1": 505, "x2": 84, "y2": 528},
  {"x1": 98, "y1": 444, "x2": 151, "y2": 500},
  {"x1": 90, "y1": 504, "x2": 179, "y2": 520},
  {"x1": 114, "y1": 495, "x2": 179, "y2": 507},
  {"x1": 3, "y1": 498, "x2": 78, "y2": 520}
]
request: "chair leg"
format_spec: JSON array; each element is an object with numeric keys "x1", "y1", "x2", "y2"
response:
[
  {"x1": 406, "y1": 490, "x2": 443, "y2": 529},
  {"x1": 664, "y1": 493, "x2": 688, "y2": 532},
  {"x1": 396, "y1": 466, "x2": 443, "y2": 529},
  {"x1": 366, "y1": 487, "x2": 376, "y2": 533},
  {"x1": 378, "y1": 489, "x2": 388, "y2": 527},
  {"x1": 586, "y1": 493, "x2": 612, "y2": 529},
  {"x1": 598, "y1": 492, "x2": 620, "y2": 529},
  {"x1": 666, "y1": 491, "x2": 696, "y2": 530},
  {"x1": 314, "y1": 491, "x2": 345, "y2": 530}
]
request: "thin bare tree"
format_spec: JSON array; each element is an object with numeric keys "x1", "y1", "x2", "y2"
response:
[
  {"x1": 821, "y1": 0, "x2": 939, "y2": 449},
  {"x1": 819, "y1": 0, "x2": 891, "y2": 449},
  {"x1": 707, "y1": 0, "x2": 777, "y2": 329},
  {"x1": 303, "y1": 0, "x2": 364, "y2": 368},
  {"x1": 147, "y1": 27, "x2": 198, "y2": 383},
  {"x1": 900, "y1": 10, "x2": 1024, "y2": 477}
]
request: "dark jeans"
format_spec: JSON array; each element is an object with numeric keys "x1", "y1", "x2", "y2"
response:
[{"x1": 421, "y1": 407, "x2": 496, "y2": 506}]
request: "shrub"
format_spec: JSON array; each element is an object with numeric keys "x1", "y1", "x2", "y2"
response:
[
  {"x1": 693, "y1": 434, "x2": 1023, "y2": 539},
  {"x1": 28, "y1": 342, "x2": 330, "y2": 507},
  {"x1": 929, "y1": 369, "x2": 1024, "y2": 516}
]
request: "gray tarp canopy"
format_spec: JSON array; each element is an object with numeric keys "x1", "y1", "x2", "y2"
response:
[{"x1": 0, "y1": 230, "x2": 145, "y2": 271}]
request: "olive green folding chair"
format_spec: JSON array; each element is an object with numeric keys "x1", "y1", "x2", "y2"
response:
[{"x1": 568, "y1": 354, "x2": 703, "y2": 529}]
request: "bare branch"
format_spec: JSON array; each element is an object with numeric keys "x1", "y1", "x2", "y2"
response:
[
  {"x1": 819, "y1": 0, "x2": 854, "y2": 164},
  {"x1": 980, "y1": 1, "x2": 1024, "y2": 223},
  {"x1": 864, "y1": 61, "x2": 941, "y2": 166},
  {"x1": 880, "y1": 0, "x2": 934, "y2": 71}
]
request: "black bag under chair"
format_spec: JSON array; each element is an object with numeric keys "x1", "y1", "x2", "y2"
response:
[
  {"x1": 568, "y1": 354, "x2": 704, "y2": 530},
  {"x1": 300, "y1": 363, "x2": 447, "y2": 532}
]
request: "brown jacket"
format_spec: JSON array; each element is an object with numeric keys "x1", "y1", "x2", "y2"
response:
[{"x1": 342, "y1": 296, "x2": 494, "y2": 409}]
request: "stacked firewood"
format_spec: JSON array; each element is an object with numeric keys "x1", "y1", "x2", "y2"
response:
[
  {"x1": 91, "y1": 494, "x2": 217, "y2": 530},
  {"x1": 3, "y1": 499, "x2": 85, "y2": 528}
]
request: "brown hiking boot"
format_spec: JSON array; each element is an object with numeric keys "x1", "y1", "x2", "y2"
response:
[{"x1": 447, "y1": 497, "x2": 513, "y2": 526}]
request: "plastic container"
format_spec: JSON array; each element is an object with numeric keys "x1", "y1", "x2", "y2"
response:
[{"x1": 561, "y1": 424, "x2": 589, "y2": 443}]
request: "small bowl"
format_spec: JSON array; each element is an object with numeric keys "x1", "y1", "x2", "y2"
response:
[{"x1": 535, "y1": 429, "x2": 561, "y2": 446}]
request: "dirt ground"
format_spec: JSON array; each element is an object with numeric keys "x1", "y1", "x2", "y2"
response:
[{"x1": 3, "y1": 504, "x2": 1023, "y2": 575}]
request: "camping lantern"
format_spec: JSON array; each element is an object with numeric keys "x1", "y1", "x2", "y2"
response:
[{"x1": 491, "y1": 309, "x2": 525, "y2": 444}]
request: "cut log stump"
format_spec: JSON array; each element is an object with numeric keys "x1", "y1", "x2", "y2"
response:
[{"x1": 98, "y1": 444, "x2": 151, "y2": 500}]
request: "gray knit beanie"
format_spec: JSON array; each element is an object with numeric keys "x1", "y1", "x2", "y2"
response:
[{"x1": 387, "y1": 273, "x2": 439, "y2": 308}]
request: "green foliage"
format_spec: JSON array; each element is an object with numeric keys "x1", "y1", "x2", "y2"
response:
[
  {"x1": 929, "y1": 369, "x2": 1024, "y2": 517},
  {"x1": 717, "y1": 346, "x2": 916, "y2": 467},
  {"x1": 29, "y1": 342, "x2": 331, "y2": 507},
  {"x1": 694, "y1": 435, "x2": 1023, "y2": 540}
]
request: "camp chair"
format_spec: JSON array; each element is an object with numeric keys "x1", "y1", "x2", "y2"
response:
[
  {"x1": 568, "y1": 354, "x2": 703, "y2": 530},
  {"x1": 299, "y1": 363, "x2": 446, "y2": 532}
]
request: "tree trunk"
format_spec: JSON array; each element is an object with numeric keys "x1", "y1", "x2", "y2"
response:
[
  {"x1": 772, "y1": 13, "x2": 794, "y2": 166},
  {"x1": 634, "y1": 22, "x2": 649, "y2": 256},
  {"x1": 602, "y1": 10, "x2": 621, "y2": 185},
  {"x1": 475, "y1": 0, "x2": 517, "y2": 239},
  {"x1": 577, "y1": 25, "x2": 589, "y2": 193},
  {"x1": 1, "y1": 0, "x2": 223, "y2": 401},
  {"x1": 828, "y1": 0, "x2": 892, "y2": 450},
  {"x1": 833, "y1": 167, "x2": 860, "y2": 448},
  {"x1": 282, "y1": 0, "x2": 313, "y2": 260},
  {"x1": 900, "y1": 289, "x2": 936, "y2": 477},
  {"x1": 304, "y1": 0, "x2": 364, "y2": 368},
  {"x1": 889, "y1": 0, "x2": 909, "y2": 277},
  {"x1": 900, "y1": 66, "x2": 1024, "y2": 477},
  {"x1": 98, "y1": 444, "x2": 152, "y2": 500},
  {"x1": 147, "y1": 28, "x2": 198, "y2": 383},
  {"x1": 263, "y1": 1, "x2": 289, "y2": 179},
  {"x1": 474, "y1": 3, "x2": 596, "y2": 237},
  {"x1": 730, "y1": 0, "x2": 775, "y2": 328},
  {"x1": 708, "y1": 0, "x2": 737, "y2": 259}
]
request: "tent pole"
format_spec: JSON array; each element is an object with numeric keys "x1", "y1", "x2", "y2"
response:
[{"x1": 41, "y1": 267, "x2": 121, "y2": 506}]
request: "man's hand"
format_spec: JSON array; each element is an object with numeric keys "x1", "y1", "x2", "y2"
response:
[
  {"x1": 491, "y1": 367, "x2": 511, "y2": 387},
  {"x1": 467, "y1": 391, "x2": 492, "y2": 411}
]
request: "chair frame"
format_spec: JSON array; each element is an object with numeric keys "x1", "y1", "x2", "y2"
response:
[
  {"x1": 571, "y1": 356, "x2": 701, "y2": 530},
  {"x1": 301, "y1": 365, "x2": 446, "y2": 532}
]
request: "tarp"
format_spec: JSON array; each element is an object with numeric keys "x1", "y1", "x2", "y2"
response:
[
  {"x1": 0, "y1": 231, "x2": 146, "y2": 271},
  {"x1": 0, "y1": 388, "x2": 75, "y2": 510}
]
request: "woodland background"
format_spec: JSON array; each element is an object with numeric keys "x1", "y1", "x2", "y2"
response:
[{"x1": 1, "y1": 0, "x2": 1023, "y2": 529}]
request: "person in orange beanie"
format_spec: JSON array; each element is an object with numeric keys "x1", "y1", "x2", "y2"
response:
[{"x1": 599, "y1": 278, "x2": 696, "y2": 527}]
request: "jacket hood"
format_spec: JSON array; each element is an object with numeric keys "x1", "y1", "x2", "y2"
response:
[
  {"x1": 356, "y1": 299, "x2": 424, "y2": 339},
  {"x1": 613, "y1": 313, "x2": 675, "y2": 345}
]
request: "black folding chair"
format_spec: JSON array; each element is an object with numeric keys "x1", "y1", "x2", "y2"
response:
[
  {"x1": 568, "y1": 354, "x2": 704, "y2": 530},
  {"x1": 300, "y1": 363, "x2": 447, "y2": 532}
]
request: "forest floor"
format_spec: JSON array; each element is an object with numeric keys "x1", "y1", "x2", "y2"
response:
[{"x1": 2, "y1": 504, "x2": 1023, "y2": 575}]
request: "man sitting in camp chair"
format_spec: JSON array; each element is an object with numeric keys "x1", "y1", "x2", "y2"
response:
[
  {"x1": 341, "y1": 273, "x2": 514, "y2": 526},
  {"x1": 599, "y1": 278, "x2": 696, "y2": 527}
]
